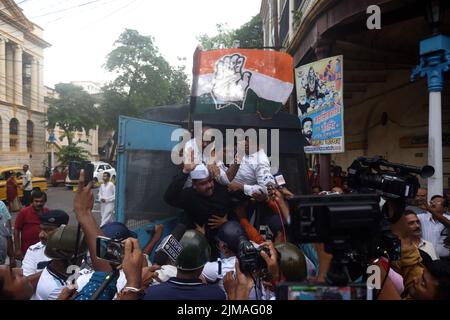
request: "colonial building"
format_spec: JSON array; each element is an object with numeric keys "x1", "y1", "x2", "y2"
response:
[
  {"x1": 0, "y1": 0, "x2": 50, "y2": 175},
  {"x1": 261, "y1": 0, "x2": 450, "y2": 192}
]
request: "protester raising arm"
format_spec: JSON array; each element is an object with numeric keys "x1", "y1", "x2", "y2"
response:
[
  {"x1": 73, "y1": 170, "x2": 111, "y2": 273},
  {"x1": 163, "y1": 160, "x2": 196, "y2": 208}
]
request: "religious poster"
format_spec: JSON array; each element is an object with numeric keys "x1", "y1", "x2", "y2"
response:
[{"x1": 295, "y1": 55, "x2": 344, "y2": 153}]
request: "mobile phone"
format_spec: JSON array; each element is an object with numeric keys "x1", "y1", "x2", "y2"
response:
[
  {"x1": 68, "y1": 161, "x2": 94, "y2": 185},
  {"x1": 96, "y1": 236, "x2": 124, "y2": 265}
]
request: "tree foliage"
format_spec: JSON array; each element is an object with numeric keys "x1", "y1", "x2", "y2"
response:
[
  {"x1": 46, "y1": 83, "x2": 98, "y2": 145},
  {"x1": 198, "y1": 14, "x2": 263, "y2": 50},
  {"x1": 99, "y1": 29, "x2": 190, "y2": 162},
  {"x1": 56, "y1": 144, "x2": 89, "y2": 165},
  {"x1": 99, "y1": 29, "x2": 190, "y2": 131}
]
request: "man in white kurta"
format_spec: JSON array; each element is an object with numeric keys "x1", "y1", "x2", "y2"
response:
[{"x1": 99, "y1": 172, "x2": 115, "y2": 226}]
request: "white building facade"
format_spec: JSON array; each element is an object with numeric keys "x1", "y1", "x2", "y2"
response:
[{"x1": 0, "y1": 0, "x2": 50, "y2": 175}]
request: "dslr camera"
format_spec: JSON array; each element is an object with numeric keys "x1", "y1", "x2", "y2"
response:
[{"x1": 237, "y1": 237, "x2": 271, "y2": 277}]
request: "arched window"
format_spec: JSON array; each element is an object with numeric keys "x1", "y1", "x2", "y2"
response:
[
  {"x1": 27, "y1": 120, "x2": 34, "y2": 152},
  {"x1": 9, "y1": 118, "x2": 19, "y2": 151}
]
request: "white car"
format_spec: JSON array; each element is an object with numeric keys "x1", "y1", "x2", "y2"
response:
[{"x1": 65, "y1": 161, "x2": 116, "y2": 188}]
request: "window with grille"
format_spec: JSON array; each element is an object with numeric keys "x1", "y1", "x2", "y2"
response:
[
  {"x1": 9, "y1": 118, "x2": 18, "y2": 151},
  {"x1": 27, "y1": 120, "x2": 33, "y2": 152}
]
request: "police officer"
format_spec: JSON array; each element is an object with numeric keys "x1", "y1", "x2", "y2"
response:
[
  {"x1": 33, "y1": 225, "x2": 87, "y2": 300},
  {"x1": 22, "y1": 210, "x2": 69, "y2": 276},
  {"x1": 142, "y1": 230, "x2": 226, "y2": 300},
  {"x1": 274, "y1": 242, "x2": 307, "y2": 282}
]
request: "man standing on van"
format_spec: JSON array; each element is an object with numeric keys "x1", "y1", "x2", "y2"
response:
[
  {"x1": 22, "y1": 165, "x2": 33, "y2": 207},
  {"x1": 99, "y1": 172, "x2": 115, "y2": 226}
]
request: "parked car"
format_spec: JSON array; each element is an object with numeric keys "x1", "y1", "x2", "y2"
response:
[
  {"x1": 65, "y1": 161, "x2": 116, "y2": 189},
  {"x1": 50, "y1": 165, "x2": 68, "y2": 187},
  {"x1": 0, "y1": 166, "x2": 48, "y2": 202}
]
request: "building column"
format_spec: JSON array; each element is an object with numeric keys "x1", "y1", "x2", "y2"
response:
[
  {"x1": 5, "y1": 44, "x2": 13, "y2": 102},
  {"x1": 0, "y1": 37, "x2": 6, "y2": 101},
  {"x1": 411, "y1": 35, "x2": 450, "y2": 200},
  {"x1": 13, "y1": 44, "x2": 23, "y2": 106},
  {"x1": 289, "y1": 0, "x2": 295, "y2": 42},
  {"x1": 38, "y1": 59, "x2": 43, "y2": 109},
  {"x1": 31, "y1": 57, "x2": 38, "y2": 109}
]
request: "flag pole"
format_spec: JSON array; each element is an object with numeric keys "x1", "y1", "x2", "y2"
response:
[{"x1": 189, "y1": 45, "x2": 202, "y2": 131}]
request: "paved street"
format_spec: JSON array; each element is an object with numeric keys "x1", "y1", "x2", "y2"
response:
[{"x1": 10, "y1": 186, "x2": 102, "y2": 227}]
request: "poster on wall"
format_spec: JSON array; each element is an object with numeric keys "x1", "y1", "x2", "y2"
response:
[{"x1": 295, "y1": 55, "x2": 345, "y2": 154}]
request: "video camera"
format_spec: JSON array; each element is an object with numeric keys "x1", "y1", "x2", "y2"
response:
[
  {"x1": 288, "y1": 156, "x2": 434, "y2": 286},
  {"x1": 237, "y1": 237, "x2": 271, "y2": 279},
  {"x1": 347, "y1": 156, "x2": 434, "y2": 199}
]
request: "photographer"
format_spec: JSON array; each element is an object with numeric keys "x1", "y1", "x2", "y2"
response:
[{"x1": 201, "y1": 221, "x2": 269, "y2": 299}]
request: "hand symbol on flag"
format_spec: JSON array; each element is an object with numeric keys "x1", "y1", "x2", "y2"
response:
[{"x1": 211, "y1": 53, "x2": 252, "y2": 110}]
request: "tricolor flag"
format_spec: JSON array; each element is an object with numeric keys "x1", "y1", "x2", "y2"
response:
[{"x1": 191, "y1": 48, "x2": 294, "y2": 117}]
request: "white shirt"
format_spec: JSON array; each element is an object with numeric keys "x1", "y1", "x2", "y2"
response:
[
  {"x1": 22, "y1": 241, "x2": 51, "y2": 276},
  {"x1": 99, "y1": 182, "x2": 115, "y2": 203},
  {"x1": 418, "y1": 239, "x2": 439, "y2": 260},
  {"x1": 33, "y1": 267, "x2": 66, "y2": 300},
  {"x1": 232, "y1": 149, "x2": 275, "y2": 196},
  {"x1": 418, "y1": 212, "x2": 450, "y2": 258},
  {"x1": 23, "y1": 170, "x2": 33, "y2": 191}
]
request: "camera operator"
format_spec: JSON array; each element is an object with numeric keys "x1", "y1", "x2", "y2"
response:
[
  {"x1": 418, "y1": 195, "x2": 450, "y2": 259},
  {"x1": 201, "y1": 221, "x2": 269, "y2": 299}
]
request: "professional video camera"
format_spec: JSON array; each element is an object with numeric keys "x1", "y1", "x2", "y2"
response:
[
  {"x1": 288, "y1": 156, "x2": 434, "y2": 287},
  {"x1": 347, "y1": 156, "x2": 434, "y2": 200}
]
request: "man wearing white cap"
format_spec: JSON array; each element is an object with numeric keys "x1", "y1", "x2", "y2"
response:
[{"x1": 164, "y1": 162, "x2": 236, "y2": 258}]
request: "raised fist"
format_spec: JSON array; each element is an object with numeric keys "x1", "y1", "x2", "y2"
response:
[{"x1": 211, "y1": 53, "x2": 252, "y2": 111}]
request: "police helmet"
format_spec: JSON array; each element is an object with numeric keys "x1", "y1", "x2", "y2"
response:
[
  {"x1": 176, "y1": 230, "x2": 210, "y2": 271},
  {"x1": 45, "y1": 225, "x2": 88, "y2": 261},
  {"x1": 275, "y1": 242, "x2": 307, "y2": 281},
  {"x1": 216, "y1": 221, "x2": 247, "y2": 253}
]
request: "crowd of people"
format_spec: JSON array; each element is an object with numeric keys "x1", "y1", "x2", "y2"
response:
[{"x1": 1, "y1": 136, "x2": 450, "y2": 300}]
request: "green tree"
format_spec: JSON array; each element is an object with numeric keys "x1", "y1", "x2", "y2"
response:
[
  {"x1": 100, "y1": 29, "x2": 190, "y2": 162},
  {"x1": 198, "y1": 14, "x2": 263, "y2": 50},
  {"x1": 46, "y1": 83, "x2": 99, "y2": 145},
  {"x1": 56, "y1": 144, "x2": 89, "y2": 165}
]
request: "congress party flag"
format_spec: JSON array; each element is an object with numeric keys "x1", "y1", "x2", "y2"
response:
[{"x1": 190, "y1": 48, "x2": 294, "y2": 117}]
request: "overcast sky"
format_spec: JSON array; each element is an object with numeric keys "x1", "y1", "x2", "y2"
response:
[{"x1": 15, "y1": 0, "x2": 261, "y2": 87}]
